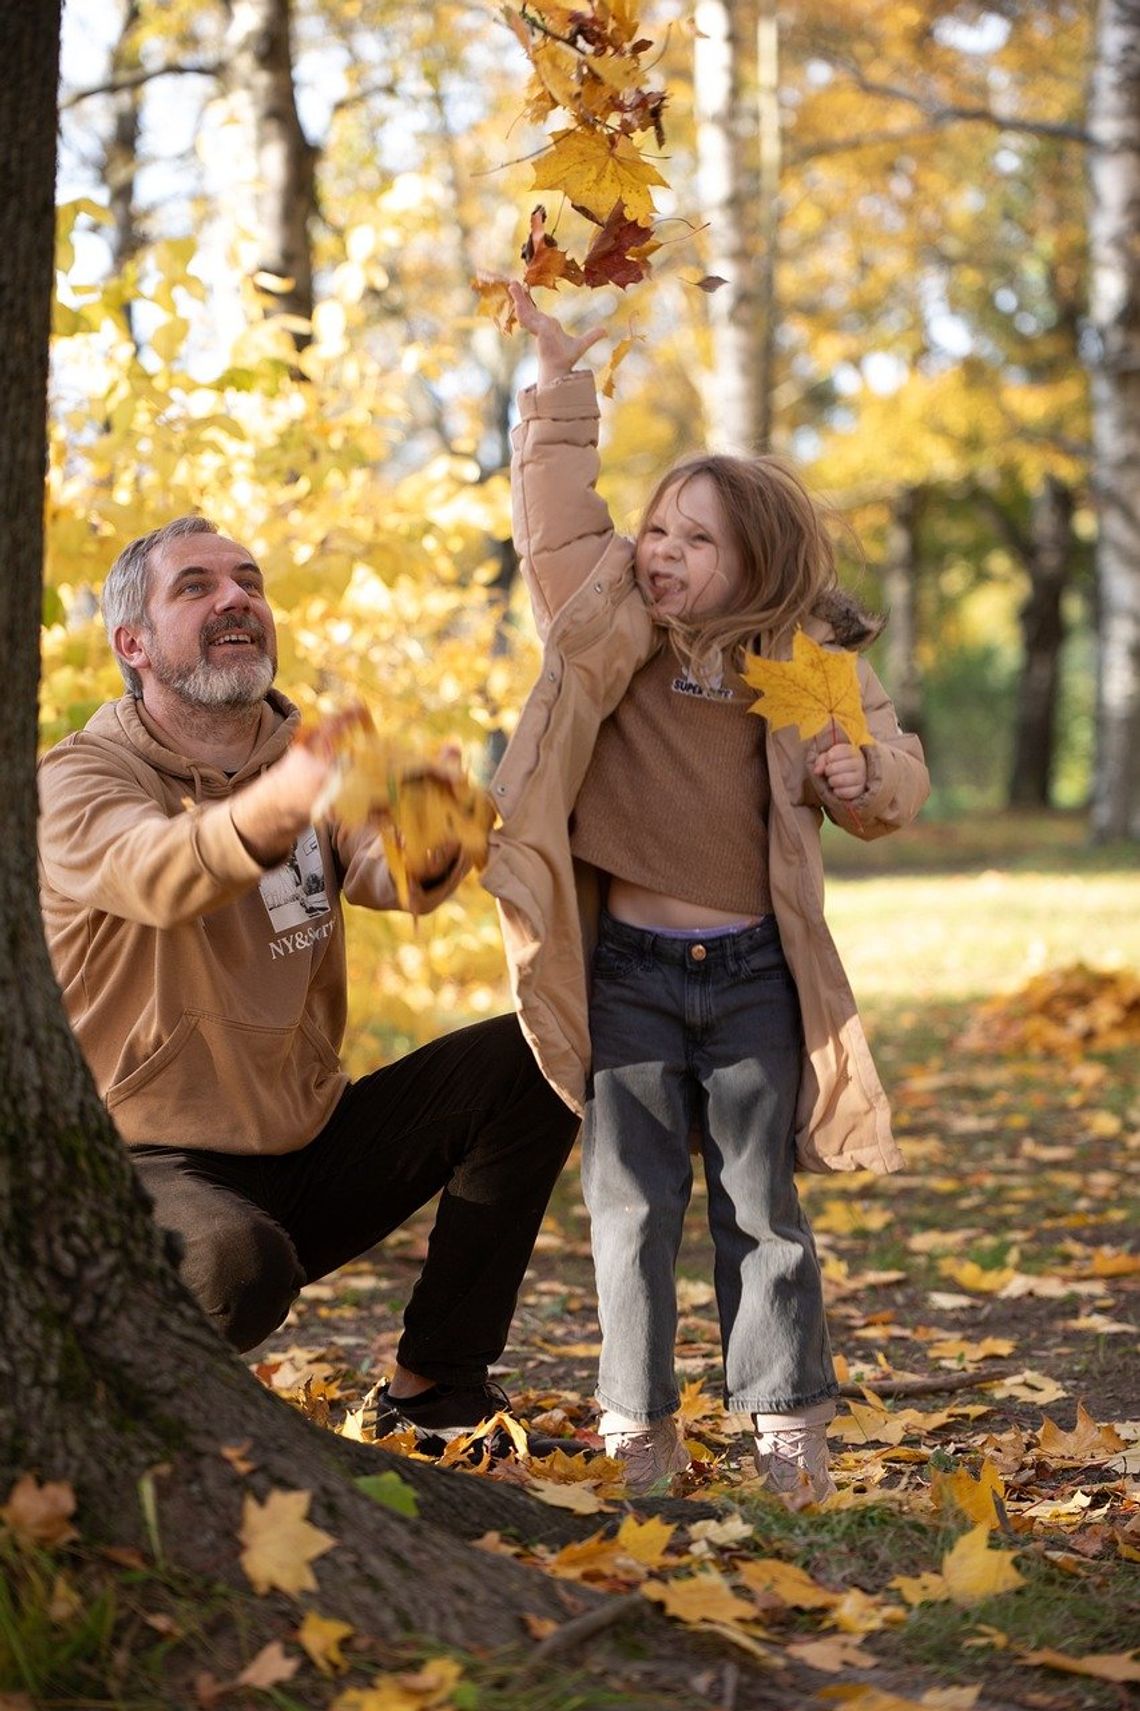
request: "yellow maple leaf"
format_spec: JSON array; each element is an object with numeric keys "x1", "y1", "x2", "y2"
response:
[
  {"x1": 737, "y1": 1557, "x2": 840, "y2": 1609},
  {"x1": 785, "y1": 1634, "x2": 878, "y2": 1672},
  {"x1": 315, "y1": 717, "x2": 496, "y2": 909},
  {"x1": 239, "y1": 1488, "x2": 336, "y2": 1597},
  {"x1": 889, "y1": 1570, "x2": 951, "y2": 1607},
  {"x1": 1019, "y1": 1648, "x2": 1140, "y2": 1683},
  {"x1": 940, "y1": 1524, "x2": 1024, "y2": 1605},
  {"x1": 297, "y1": 1610, "x2": 355, "y2": 1676},
  {"x1": 471, "y1": 275, "x2": 516, "y2": 333},
  {"x1": 531, "y1": 128, "x2": 667, "y2": 225},
  {"x1": 1037, "y1": 1403, "x2": 1126, "y2": 1463},
  {"x1": 642, "y1": 1570, "x2": 754, "y2": 1626},
  {"x1": 741, "y1": 630, "x2": 872, "y2": 749},
  {"x1": 930, "y1": 1461, "x2": 1005, "y2": 1529},
  {"x1": 0, "y1": 1475, "x2": 78, "y2": 1548},
  {"x1": 524, "y1": 1476, "x2": 607, "y2": 1514},
  {"x1": 615, "y1": 1513, "x2": 676, "y2": 1566},
  {"x1": 547, "y1": 1530, "x2": 626, "y2": 1581},
  {"x1": 938, "y1": 1257, "x2": 1018, "y2": 1295}
]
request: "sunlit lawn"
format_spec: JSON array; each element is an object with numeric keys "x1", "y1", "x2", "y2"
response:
[{"x1": 822, "y1": 809, "x2": 1139, "y2": 1015}]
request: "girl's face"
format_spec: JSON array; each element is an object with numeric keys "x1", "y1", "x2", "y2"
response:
[{"x1": 635, "y1": 474, "x2": 745, "y2": 620}]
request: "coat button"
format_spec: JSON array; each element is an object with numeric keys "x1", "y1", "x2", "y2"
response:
[{"x1": 689, "y1": 943, "x2": 707, "y2": 961}]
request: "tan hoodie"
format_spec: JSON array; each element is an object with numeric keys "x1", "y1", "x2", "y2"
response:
[
  {"x1": 38, "y1": 689, "x2": 425, "y2": 1154},
  {"x1": 482, "y1": 370, "x2": 931, "y2": 1173}
]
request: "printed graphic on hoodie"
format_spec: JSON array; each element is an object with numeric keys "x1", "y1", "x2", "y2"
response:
[{"x1": 259, "y1": 827, "x2": 330, "y2": 931}]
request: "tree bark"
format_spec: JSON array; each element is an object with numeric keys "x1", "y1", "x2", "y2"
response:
[
  {"x1": 1087, "y1": 0, "x2": 1140, "y2": 840},
  {"x1": 221, "y1": 0, "x2": 317, "y2": 344},
  {"x1": 1008, "y1": 477, "x2": 1074, "y2": 808}
]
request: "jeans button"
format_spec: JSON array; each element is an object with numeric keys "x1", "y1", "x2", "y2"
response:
[{"x1": 690, "y1": 943, "x2": 707, "y2": 961}]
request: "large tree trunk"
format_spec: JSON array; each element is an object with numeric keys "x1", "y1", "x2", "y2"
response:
[
  {"x1": 1087, "y1": 0, "x2": 1140, "y2": 840},
  {"x1": 1009, "y1": 477, "x2": 1074, "y2": 808},
  {"x1": 0, "y1": 4, "x2": 633, "y2": 1651},
  {"x1": 221, "y1": 0, "x2": 317, "y2": 344},
  {"x1": 694, "y1": 0, "x2": 777, "y2": 453}
]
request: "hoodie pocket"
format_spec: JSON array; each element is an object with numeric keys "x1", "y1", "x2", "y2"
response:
[{"x1": 107, "y1": 1009, "x2": 343, "y2": 1151}]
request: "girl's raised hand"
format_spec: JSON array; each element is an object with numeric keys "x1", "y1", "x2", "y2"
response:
[{"x1": 508, "y1": 282, "x2": 606, "y2": 385}]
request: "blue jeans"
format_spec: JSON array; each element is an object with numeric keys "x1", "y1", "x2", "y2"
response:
[{"x1": 583, "y1": 913, "x2": 837, "y2": 1421}]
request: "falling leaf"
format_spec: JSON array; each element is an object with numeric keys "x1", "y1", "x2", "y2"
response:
[
  {"x1": 237, "y1": 1642, "x2": 300, "y2": 1689},
  {"x1": 598, "y1": 334, "x2": 634, "y2": 398},
  {"x1": 314, "y1": 713, "x2": 496, "y2": 909},
  {"x1": 581, "y1": 201, "x2": 654, "y2": 289},
  {"x1": 694, "y1": 275, "x2": 728, "y2": 292},
  {"x1": 298, "y1": 1611, "x2": 355, "y2": 1675},
  {"x1": 940, "y1": 1524, "x2": 1024, "y2": 1604},
  {"x1": 471, "y1": 275, "x2": 517, "y2": 332},
  {"x1": 642, "y1": 1570, "x2": 755, "y2": 1626},
  {"x1": 742, "y1": 631, "x2": 872, "y2": 750},
  {"x1": 531, "y1": 127, "x2": 668, "y2": 225},
  {"x1": 239, "y1": 1488, "x2": 336, "y2": 1597},
  {"x1": 0, "y1": 1475, "x2": 78, "y2": 1547}
]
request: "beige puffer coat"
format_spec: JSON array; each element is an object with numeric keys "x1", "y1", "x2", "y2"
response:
[{"x1": 481, "y1": 370, "x2": 930, "y2": 1173}]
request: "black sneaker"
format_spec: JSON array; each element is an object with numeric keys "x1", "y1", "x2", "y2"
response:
[{"x1": 363, "y1": 1379, "x2": 518, "y2": 1455}]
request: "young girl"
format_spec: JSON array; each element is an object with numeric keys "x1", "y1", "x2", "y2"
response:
[{"x1": 481, "y1": 283, "x2": 930, "y2": 1501}]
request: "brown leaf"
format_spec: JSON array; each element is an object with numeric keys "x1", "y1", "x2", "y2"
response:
[
  {"x1": 237, "y1": 1641, "x2": 300, "y2": 1689},
  {"x1": 695, "y1": 275, "x2": 728, "y2": 292},
  {"x1": 581, "y1": 201, "x2": 654, "y2": 289},
  {"x1": 0, "y1": 1475, "x2": 78, "y2": 1548}
]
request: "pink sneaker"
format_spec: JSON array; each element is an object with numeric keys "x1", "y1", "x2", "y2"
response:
[
  {"x1": 600, "y1": 1410, "x2": 691, "y2": 1494},
  {"x1": 752, "y1": 1403, "x2": 836, "y2": 1508}
]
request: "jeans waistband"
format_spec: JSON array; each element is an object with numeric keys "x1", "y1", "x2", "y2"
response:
[{"x1": 598, "y1": 910, "x2": 779, "y2": 969}]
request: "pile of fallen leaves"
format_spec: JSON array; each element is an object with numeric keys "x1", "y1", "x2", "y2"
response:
[{"x1": 959, "y1": 964, "x2": 1140, "y2": 1057}]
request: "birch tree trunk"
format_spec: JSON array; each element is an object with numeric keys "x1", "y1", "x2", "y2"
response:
[
  {"x1": 1087, "y1": 0, "x2": 1140, "y2": 840},
  {"x1": 694, "y1": 0, "x2": 777, "y2": 452},
  {"x1": 221, "y1": 0, "x2": 317, "y2": 344}
]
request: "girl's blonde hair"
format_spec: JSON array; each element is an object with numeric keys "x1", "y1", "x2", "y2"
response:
[{"x1": 638, "y1": 454, "x2": 880, "y2": 681}]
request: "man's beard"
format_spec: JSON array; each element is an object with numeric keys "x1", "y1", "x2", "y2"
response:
[{"x1": 147, "y1": 615, "x2": 276, "y2": 709}]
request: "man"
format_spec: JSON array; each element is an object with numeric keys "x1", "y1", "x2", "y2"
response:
[{"x1": 38, "y1": 515, "x2": 577, "y2": 1443}]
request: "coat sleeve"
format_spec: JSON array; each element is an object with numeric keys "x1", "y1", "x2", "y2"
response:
[
  {"x1": 37, "y1": 739, "x2": 266, "y2": 928},
  {"x1": 511, "y1": 368, "x2": 623, "y2": 638},
  {"x1": 808, "y1": 659, "x2": 931, "y2": 840}
]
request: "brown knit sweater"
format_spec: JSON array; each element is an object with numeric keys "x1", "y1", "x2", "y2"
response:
[{"x1": 570, "y1": 641, "x2": 772, "y2": 915}]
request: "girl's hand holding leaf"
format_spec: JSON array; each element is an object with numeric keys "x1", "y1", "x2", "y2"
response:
[{"x1": 812, "y1": 739, "x2": 867, "y2": 802}]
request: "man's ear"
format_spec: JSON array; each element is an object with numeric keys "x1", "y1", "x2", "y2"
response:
[{"x1": 114, "y1": 624, "x2": 150, "y2": 674}]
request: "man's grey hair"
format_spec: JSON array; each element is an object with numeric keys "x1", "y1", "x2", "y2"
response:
[{"x1": 101, "y1": 515, "x2": 220, "y2": 694}]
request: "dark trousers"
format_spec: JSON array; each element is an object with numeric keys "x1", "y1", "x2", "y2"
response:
[{"x1": 132, "y1": 1014, "x2": 578, "y2": 1375}]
